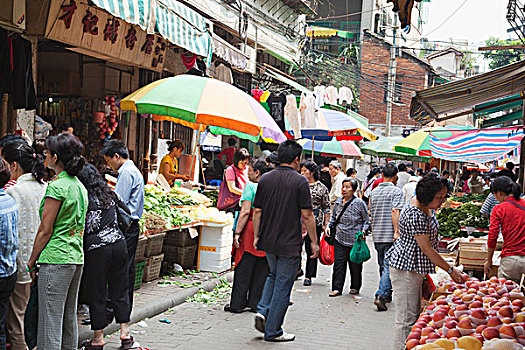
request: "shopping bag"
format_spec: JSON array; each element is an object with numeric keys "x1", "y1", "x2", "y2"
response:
[
  {"x1": 349, "y1": 231, "x2": 371, "y2": 264},
  {"x1": 217, "y1": 167, "x2": 241, "y2": 210},
  {"x1": 24, "y1": 282, "x2": 38, "y2": 349},
  {"x1": 319, "y1": 234, "x2": 335, "y2": 265},
  {"x1": 422, "y1": 274, "x2": 436, "y2": 301}
]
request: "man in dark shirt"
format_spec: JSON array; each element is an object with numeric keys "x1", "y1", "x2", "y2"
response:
[
  {"x1": 497, "y1": 162, "x2": 518, "y2": 182},
  {"x1": 252, "y1": 140, "x2": 319, "y2": 342}
]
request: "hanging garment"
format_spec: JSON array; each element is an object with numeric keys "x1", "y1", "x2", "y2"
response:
[
  {"x1": 300, "y1": 92, "x2": 316, "y2": 129},
  {"x1": 284, "y1": 95, "x2": 301, "y2": 138},
  {"x1": 252, "y1": 88, "x2": 263, "y2": 102},
  {"x1": 325, "y1": 86, "x2": 338, "y2": 105},
  {"x1": 267, "y1": 92, "x2": 286, "y2": 133},
  {"x1": 215, "y1": 63, "x2": 233, "y2": 84},
  {"x1": 338, "y1": 86, "x2": 354, "y2": 104},
  {"x1": 11, "y1": 37, "x2": 37, "y2": 110},
  {"x1": 260, "y1": 91, "x2": 270, "y2": 103},
  {"x1": 314, "y1": 85, "x2": 326, "y2": 107},
  {"x1": 181, "y1": 53, "x2": 197, "y2": 70},
  {"x1": 0, "y1": 28, "x2": 14, "y2": 94}
]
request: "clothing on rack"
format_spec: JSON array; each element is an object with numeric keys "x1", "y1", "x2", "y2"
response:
[
  {"x1": 313, "y1": 85, "x2": 326, "y2": 108},
  {"x1": 284, "y1": 95, "x2": 301, "y2": 138},
  {"x1": 267, "y1": 93, "x2": 286, "y2": 133},
  {"x1": 252, "y1": 88, "x2": 263, "y2": 102},
  {"x1": 325, "y1": 85, "x2": 338, "y2": 105},
  {"x1": 260, "y1": 91, "x2": 270, "y2": 103},
  {"x1": 214, "y1": 63, "x2": 233, "y2": 84},
  {"x1": 299, "y1": 92, "x2": 316, "y2": 129},
  {"x1": 338, "y1": 86, "x2": 353, "y2": 104}
]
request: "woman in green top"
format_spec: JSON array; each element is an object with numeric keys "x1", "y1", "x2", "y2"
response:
[{"x1": 28, "y1": 132, "x2": 88, "y2": 350}]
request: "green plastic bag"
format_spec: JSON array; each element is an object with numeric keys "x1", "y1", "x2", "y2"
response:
[{"x1": 349, "y1": 231, "x2": 371, "y2": 264}]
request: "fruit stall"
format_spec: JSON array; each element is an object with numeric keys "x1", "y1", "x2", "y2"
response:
[
  {"x1": 133, "y1": 184, "x2": 233, "y2": 290},
  {"x1": 406, "y1": 276, "x2": 525, "y2": 350}
]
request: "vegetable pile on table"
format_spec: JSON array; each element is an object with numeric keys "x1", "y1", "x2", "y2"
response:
[
  {"x1": 438, "y1": 204, "x2": 489, "y2": 238},
  {"x1": 451, "y1": 192, "x2": 489, "y2": 204},
  {"x1": 142, "y1": 185, "x2": 193, "y2": 232},
  {"x1": 406, "y1": 276, "x2": 525, "y2": 349}
]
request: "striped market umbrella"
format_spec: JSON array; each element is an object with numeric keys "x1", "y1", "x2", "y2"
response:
[
  {"x1": 120, "y1": 75, "x2": 286, "y2": 143},
  {"x1": 361, "y1": 137, "x2": 431, "y2": 162},
  {"x1": 297, "y1": 139, "x2": 363, "y2": 159},
  {"x1": 300, "y1": 109, "x2": 377, "y2": 142},
  {"x1": 394, "y1": 126, "x2": 476, "y2": 157}
]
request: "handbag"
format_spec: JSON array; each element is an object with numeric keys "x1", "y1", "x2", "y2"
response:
[
  {"x1": 319, "y1": 234, "x2": 335, "y2": 265},
  {"x1": 326, "y1": 197, "x2": 355, "y2": 246},
  {"x1": 217, "y1": 166, "x2": 241, "y2": 211},
  {"x1": 115, "y1": 194, "x2": 135, "y2": 235},
  {"x1": 349, "y1": 230, "x2": 371, "y2": 263}
]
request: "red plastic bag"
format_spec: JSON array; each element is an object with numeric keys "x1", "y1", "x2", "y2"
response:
[
  {"x1": 319, "y1": 234, "x2": 335, "y2": 265},
  {"x1": 422, "y1": 274, "x2": 436, "y2": 300}
]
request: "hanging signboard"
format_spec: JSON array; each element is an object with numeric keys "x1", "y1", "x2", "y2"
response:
[{"x1": 45, "y1": 0, "x2": 166, "y2": 72}]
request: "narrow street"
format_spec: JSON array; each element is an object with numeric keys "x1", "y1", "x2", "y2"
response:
[{"x1": 102, "y1": 241, "x2": 395, "y2": 349}]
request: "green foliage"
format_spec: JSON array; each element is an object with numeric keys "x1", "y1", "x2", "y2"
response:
[{"x1": 483, "y1": 37, "x2": 525, "y2": 70}]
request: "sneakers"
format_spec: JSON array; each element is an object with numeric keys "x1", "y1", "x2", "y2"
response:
[
  {"x1": 254, "y1": 313, "x2": 266, "y2": 333},
  {"x1": 265, "y1": 332, "x2": 296, "y2": 342},
  {"x1": 374, "y1": 296, "x2": 388, "y2": 311}
]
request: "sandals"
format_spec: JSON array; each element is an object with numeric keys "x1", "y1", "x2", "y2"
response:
[
  {"x1": 80, "y1": 340, "x2": 104, "y2": 350},
  {"x1": 121, "y1": 336, "x2": 136, "y2": 349}
]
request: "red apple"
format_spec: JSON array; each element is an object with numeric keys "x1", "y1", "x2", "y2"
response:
[
  {"x1": 501, "y1": 317, "x2": 513, "y2": 324},
  {"x1": 482, "y1": 327, "x2": 500, "y2": 340},
  {"x1": 458, "y1": 318, "x2": 473, "y2": 329},
  {"x1": 422, "y1": 326, "x2": 435, "y2": 336},
  {"x1": 469, "y1": 301, "x2": 483, "y2": 309},
  {"x1": 427, "y1": 333, "x2": 440, "y2": 341},
  {"x1": 476, "y1": 324, "x2": 487, "y2": 333},
  {"x1": 456, "y1": 304, "x2": 469, "y2": 311},
  {"x1": 446, "y1": 328, "x2": 462, "y2": 339},
  {"x1": 513, "y1": 299, "x2": 525, "y2": 309},
  {"x1": 407, "y1": 332, "x2": 421, "y2": 341},
  {"x1": 500, "y1": 324, "x2": 517, "y2": 338},
  {"x1": 515, "y1": 313, "x2": 525, "y2": 323},
  {"x1": 406, "y1": 339, "x2": 419, "y2": 350},
  {"x1": 498, "y1": 306, "x2": 514, "y2": 318},
  {"x1": 486, "y1": 316, "x2": 503, "y2": 328},
  {"x1": 445, "y1": 320, "x2": 458, "y2": 329}
]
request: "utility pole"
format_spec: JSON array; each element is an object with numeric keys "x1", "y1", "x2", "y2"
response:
[{"x1": 385, "y1": 15, "x2": 398, "y2": 137}]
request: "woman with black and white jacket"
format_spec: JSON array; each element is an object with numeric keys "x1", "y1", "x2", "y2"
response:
[{"x1": 327, "y1": 178, "x2": 370, "y2": 297}]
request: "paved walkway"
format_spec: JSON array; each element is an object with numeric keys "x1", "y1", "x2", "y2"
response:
[{"x1": 97, "y1": 241, "x2": 396, "y2": 350}]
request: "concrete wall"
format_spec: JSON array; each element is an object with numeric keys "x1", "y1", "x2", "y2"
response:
[{"x1": 428, "y1": 53, "x2": 457, "y2": 75}]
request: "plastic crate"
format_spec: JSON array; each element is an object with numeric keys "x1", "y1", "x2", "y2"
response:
[
  {"x1": 164, "y1": 228, "x2": 197, "y2": 248},
  {"x1": 163, "y1": 245, "x2": 197, "y2": 269},
  {"x1": 134, "y1": 260, "x2": 146, "y2": 290},
  {"x1": 135, "y1": 236, "x2": 148, "y2": 262},
  {"x1": 143, "y1": 254, "x2": 164, "y2": 282},
  {"x1": 144, "y1": 232, "x2": 166, "y2": 257}
]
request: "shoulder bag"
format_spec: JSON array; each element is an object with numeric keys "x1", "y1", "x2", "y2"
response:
[
  {"x1": 326, "y1": 196, "x2": 355, "y2": 246},
  {"x1": 217, "y1": 166, "x2": 241, "y2": 211},
  {"x1": 115, "y1": 193, "x2": 135, "y2": 235}
]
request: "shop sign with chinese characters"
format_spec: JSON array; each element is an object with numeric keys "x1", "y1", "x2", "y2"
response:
[{"x1": 45, "y1": 0, "x2": 166, "y2": 72}]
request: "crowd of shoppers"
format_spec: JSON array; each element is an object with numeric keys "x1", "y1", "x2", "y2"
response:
[{"x1": 0, "y1": 133, "x2": 144, "y2": 350}]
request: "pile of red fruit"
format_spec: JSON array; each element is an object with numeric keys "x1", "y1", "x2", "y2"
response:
[
  {"x1": 98, "y1": 96, "x2": 119, "y2": 141},
  {"x1": 407, "y1": 276, "x2": 525, "y2": 349}
]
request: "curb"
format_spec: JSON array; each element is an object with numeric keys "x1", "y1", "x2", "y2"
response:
[{"x1": 78, "y1": 271, "x2": 234, "y2": 345}]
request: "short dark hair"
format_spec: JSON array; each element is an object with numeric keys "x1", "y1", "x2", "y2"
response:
[
  {"x1": 301, "y1": 160, "x2": 320, "y2": 180},
  {"x1": 167, "y1": 139, "x2": 184, "y2": 152},
  {"x1": 227, "y1": 138, "x2": 236, "y2": 147},
  {"x1": 383, "y1": 163, "x2": 398, "y2": 178},
  {"x1": 492, "y1": 176, "x2": 521, "y2": 200},
  {"x1": 342, "y1": 177, "x2": 359, "y2": 191},
  {"x1": 277, "y1": 140, "x2": 302, "y2": 164},
  {"x1": 59, "y1": 124, "x2": 73, "y2": 132},
  {"x1": 32, "y1": 139, "x2": 46, "y2": 155},
  {"x1": 471, "y1": 169, "x2": 479, "y2": 174},
  {"x1": 346, "y1": 167, "x2": 357, "y2": 177},
  {"x1": 250, "y1": 158, "x2": 270, "y2": 176},
  {"x1": 398, "y1": 163, "x2": 407, "y2": 172},
  {"x1": 415, "y1": 173, "x2": 449, "y2": 206},
  {"x1": 506, "y1": 162, "x2": 515, "y2": 170},
  {"x1": 267, "y1": 151, "x2": 280, "y2": 166},
  {"x1": 0, "y1": 158, "x2": 10, "y2": 188},
  {"x1": 442, "y1": 170, "x2": 449, "y2": 176},
  {"x1": 417, "y1": 168, "x2": 424, "y2": 175},
  {"x1": 46, "y1": 133, "x2": 86, "y2": 177},
  {"x1": 233, "y1": 148, "x2": 250, "y2": 167},
  {"x1": 101, "y1": 140, "x2": 129, "y2": 159}
]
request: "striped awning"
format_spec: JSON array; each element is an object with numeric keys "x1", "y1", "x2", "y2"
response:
[
  {"x1": 410, "y1": 59, "x2": 525, "y2": 125},
  {"x1": 429, "y1": 126, "x2": 525, "y2": 163},
  {"x1": 91, "y1": 0, "x2": 212, "y2": 60}
]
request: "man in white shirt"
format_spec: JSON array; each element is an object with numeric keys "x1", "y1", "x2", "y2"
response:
[
  {"x1": 396, "y1": 163, "x2": 411, "y2": 190},
  {"x1": 402, "y1": 176, "x2": 419, "y2": 203},
  {"x1": 328, "y1": 161, "x2": 346, "y2": 204}
]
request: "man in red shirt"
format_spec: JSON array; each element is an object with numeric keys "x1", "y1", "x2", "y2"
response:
[
  {"x1": 218, "y1": 138, "x2": 237, "y2": 166},
  {"x1": 484, "y1": 176, "x2": 525, "y2": 282}
]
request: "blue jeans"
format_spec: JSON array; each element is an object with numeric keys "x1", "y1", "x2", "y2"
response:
[
  {"x1": 257, "y1": 254, "x2": 300, "y2": 340},
  {"x1": 374, "y1": 242, "x2": 393, "y2": 298}
]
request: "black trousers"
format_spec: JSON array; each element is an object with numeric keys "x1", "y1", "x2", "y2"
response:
[
  {"x1": 85, "y1": 240, "x2": 130, "y2": 330},
  {"x1": 230, "y1": 252, "x2": 269, "y2": 310},
  {"x1": 331, "y1": 240, "x2": 363, "y2": 292},
  {"x1": 124, "y1": 221, "x2": 139, "y2": 316},
  {"x1": 0, "y1": 273, "x2": 16, "y2": 349},
  {"x1": 304, "y1": 226, "x2": 322, "y2": 279}
]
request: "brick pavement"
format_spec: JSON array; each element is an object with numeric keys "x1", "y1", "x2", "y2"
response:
[{"x1": 100, "y1": 241, "x2": 396, "y2": 349}]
